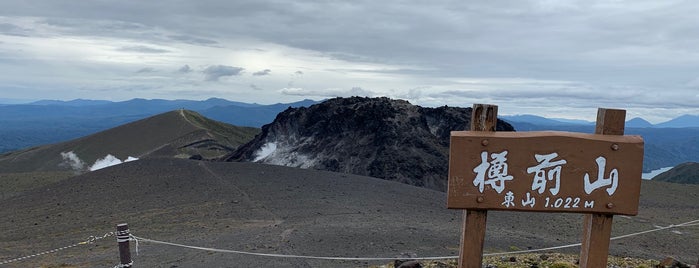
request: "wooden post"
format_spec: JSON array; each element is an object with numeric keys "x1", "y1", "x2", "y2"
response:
[
  {"x1": 471, "y1": 104, "x2": 498, "y2": 132},
  {"x1": 579, "y1": 108, "x2": 625, "y2": 268},
  {"x1": 458, "y1": 104, "x2": 498, "y2": 268},
  {"x1": 116, "y1": 223, "x2": 133, "y2": 267}
]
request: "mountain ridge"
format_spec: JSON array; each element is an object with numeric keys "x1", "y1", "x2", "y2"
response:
[
  {"x1": 656, "y1": 114, "x2": 699, "y2": 128},
  {"x1": 502, "y1": 113, "x2": 699, "y2": 128},
  {"x1": 626, "y1": 117, "x2": 654, "y2": 128},
  {"x1": 501, "y1": 115, "x2": 699, "y2": 172},
  {"x1": 652, "y1": 162, "x2": 699, "y2": 184},
  {"x1": 0, "y1": 98, "x2": 317, "y2": 153},
  {"x1": 226, "y1": 97, "x2": 515, "y2": 191},
  {"x1": 6, "y1": 98, "x2": 695, "y2": 128},
  {"x1": 1, "y1": 97, "x2": 696, "y2": 173},
  {"x1": 0, "y1": 109, "x2": 258, "y2": 174}
]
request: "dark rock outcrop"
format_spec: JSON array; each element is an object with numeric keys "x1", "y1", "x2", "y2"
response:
[
  {"x1": 395, "y1": 260, "x2": 422, "y2": 268},
  {"x1": 657, "y1": 256, "x2": 692, "y2": 268},
  {"x1": 224, "y1": 97, "x2": 513, "y2": 191}
]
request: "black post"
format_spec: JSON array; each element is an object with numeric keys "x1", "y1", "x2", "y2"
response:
[{"x1": 116, "y1": 223, "x2": 132, "y2": 267}]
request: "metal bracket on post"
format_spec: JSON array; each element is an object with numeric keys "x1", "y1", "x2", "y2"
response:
[{"x1": 116, "y1": 223, "x2": 133, "y2": 268}]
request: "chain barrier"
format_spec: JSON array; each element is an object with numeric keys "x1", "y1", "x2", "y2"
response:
[
  {"x1": 483, "y1": 219, "x2": 699, "y2": 256},
  {"x1": 1, "y1": 219, "x2": 697, "y2": 265},
  {"x1": 131, "y1": 218, "x2": 699, "y2": 261},
  {"x1": 0, "y1": 232, "x2": 114, "y2": 265}
]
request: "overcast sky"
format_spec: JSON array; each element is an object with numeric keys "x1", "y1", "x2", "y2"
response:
[{"x1": 1, "y1": 1, "x2": 697, "y2": 122}]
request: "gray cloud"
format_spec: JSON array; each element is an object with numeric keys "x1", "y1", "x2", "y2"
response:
[
  {"x1": 5, "y1": 1, "x2": 699, "y2": 81},
  {"x1": 250, "y1": 84, "x2": 263, "y2": 91},
  {"x1": 178, "y1": 64, "x2": 192, "y2": 73},
  {"x1": 168, "y1": 35, "x2": 218, "y2": 45},
  {"x1": 9, "y1": 2, "x2": 693, "y2": 81},
  {"x1": 281, "y1": 86, "x2": 375, "y2": 98},
  {"x1": 202, "y1": 65, "x2": 244, "y2": 81},
  {"x1": 41, "y1": 17, "x2": 148, "y2": 31},
  {"x1": 432, "y1": 84, "x2": 697, "y2": 109},
  {"x1": 117, "y1": 45, "x2": 169, "y2": 53},
  {"x1": 136, "y1": 67, "x2": 156, "y2": 73},
  {"x1": 38, "y1": 17, "x2": 156, "y2": 41},
  {"x1": 0, "y1": 0, "x2": 698, "y2": 121},
  {"x1": 252, "y1": 69, "x2": 271, "y2": 76},
  {"x1": 0, "y1": 22, "x2": 31, "y2": 36}
]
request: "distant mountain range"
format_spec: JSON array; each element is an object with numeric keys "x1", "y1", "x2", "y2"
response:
[
  {"x1": 1, "y1": 97, "x2": 697, "y2": 173},
  {"x1": 501, "y1": 114, "x2": 699, "y2": 172},
  {"x1": 0, "y1": 98, "x2": 317, "y2": 153},
  {"x1": 501, "y1": 114, "x2": 699, "y2": 128}
]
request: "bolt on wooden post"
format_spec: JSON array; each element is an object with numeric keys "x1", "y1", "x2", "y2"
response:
[
  {"x1": 447, "y1": 105, "x2": 644, "y2": 268},
  {"x1": 116, "y1": 223, "x2": 133, "y2": 267}
]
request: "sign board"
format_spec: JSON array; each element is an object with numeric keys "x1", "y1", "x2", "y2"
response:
[{"x1": 447, "y1": 130, "x2": 644, "y2": 215}]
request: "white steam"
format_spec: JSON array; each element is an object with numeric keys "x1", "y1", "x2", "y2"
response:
[
  {"x1": 60, "y1": 151, "x2": 86, "y2": 172},
  {"x1": 59, "y1": 151, "x2": 139, "y2": 172},
  {"x1": 89, "y1": 154, "x2": 139, "y2": 171},
  {"x1": 253, "y1": 142, "x2": 277, "y2": 162}
]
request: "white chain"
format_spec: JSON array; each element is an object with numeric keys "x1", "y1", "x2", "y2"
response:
[{"x1": 0, "y1": 232, "x2": 114, "y2": 265}]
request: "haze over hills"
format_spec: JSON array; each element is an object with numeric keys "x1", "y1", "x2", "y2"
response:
[
  {"x1": 0, "y1": 110, "x2": 258, "y2": 174},
  {"x1": 501, "y1": 114, "x2": 699, "y2": 172},
  {"x1": 226, "y1": 97, "x2": 515, "y2": 191},
  {"x1": 0, "y1": 98, "x2": 316, "y2": 153},
  {"x1": 3, "y1": 96, "x2": 694, "y2": 175},
  {"x1": 1, "y1": 97, "x2": 693, "y2": 154},
  {"x1": 502, "y1": 114, "x2": 699, "y2": 128}
]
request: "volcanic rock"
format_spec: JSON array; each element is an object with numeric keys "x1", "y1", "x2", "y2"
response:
[{"x1": 224, "y1": 97, "x2": 513, "y2": 191}]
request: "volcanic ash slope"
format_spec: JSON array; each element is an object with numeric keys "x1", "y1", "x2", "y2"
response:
[{"x1": 2, "y1": 158, "x2": 696, "y2": 267}]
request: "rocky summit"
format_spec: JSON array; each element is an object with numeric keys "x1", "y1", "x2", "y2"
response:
[{"x1": 224, "y1": 97, "x2": 514, "y2": 191}]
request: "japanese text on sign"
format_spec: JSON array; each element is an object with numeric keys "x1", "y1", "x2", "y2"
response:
[
  {"x1": 447, "y1": 131, "x2": 644, "y2": 215},
  {"x1": 473, "y1": 150, "x2": 618, "y2": 210}
]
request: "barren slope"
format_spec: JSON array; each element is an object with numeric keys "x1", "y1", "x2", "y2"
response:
[
  {"x1": 0, "y1": 159, "x2": 696, "y2": 267},
  {"x1": 0, "y1": 110, "x2": 258, "y2": 174}
]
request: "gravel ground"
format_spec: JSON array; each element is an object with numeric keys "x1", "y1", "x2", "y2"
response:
[{"x1": 1, "y1": 159, "x2": 697, "y2": 267}]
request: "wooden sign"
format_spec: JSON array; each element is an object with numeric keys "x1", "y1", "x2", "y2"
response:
[
  {"x1": 449, "y1": 104, "x2": 645, "y2": 268},
  {"x1": 447, "y1": 131, "x2": 644, "y2": 215}
]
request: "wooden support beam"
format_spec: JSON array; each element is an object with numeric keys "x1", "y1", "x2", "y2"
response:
[
  {"x1": 458, "y1": 104, "x2": 498, "y2": 268},
  {"x1": 579, "y1": 108, "x2": 626, "y2": 268},
  {"x1": 459, "y1": 209, "x2": 488, "y2": 268}
]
